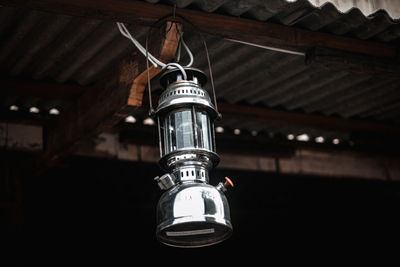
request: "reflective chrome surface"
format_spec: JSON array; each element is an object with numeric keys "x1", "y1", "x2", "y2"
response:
[
  {"x1": 156, "y1": 181, "x2": 232, "y2": 248},
  {"x1": 159, "y1": 107, "x2": 216, "y2": 157},
  {"x1": 159, "y1": 149, "x2": 219, "y2": 172},
  {"x1": 160, "y1": 67, "x2": 208, "y2": 88},
  {"x1": 156, "y1": 68, "x2": 218, "y2": 119},
  {"x1": 156, "y1": 82, "x2": 217, "y2": 118},
  {"x1": 154, "y1": 67, "x2": 233, "y2": 248},
  {"x1": 154, "y1": 173, "x2": 176, "y2": 190}
]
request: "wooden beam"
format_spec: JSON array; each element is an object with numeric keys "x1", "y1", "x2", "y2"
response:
[
  {"x1": 1, "y1": 0, "x2": 397, "y2": 58},
  {"x1": 142, "y1": 95, "x2": 400, "y2": 136},
  {"x1": 1, "y1": 78, "x2": 84, "y2": 100},
  {"x1": 3, "y1": 77, "x2": 400, "y2": 137},
  {"x1": 306, "y1": 47, "x2": 400, "y2": 80},
  {"x1": 127, "y1": 25, "x2": 181, "y2": 107},
  {"x1": 217, "y1": 103, "x2": 400, "y2": 136},
  {"x1": 5, "y1": 128, "x2": 398, "y2": 180},
  {"x1": 42, "y1": 21, "x2": 181, "y2": 162},
  {"x1": 86, "y1": 132, "x2": 400, "y2": 181}
]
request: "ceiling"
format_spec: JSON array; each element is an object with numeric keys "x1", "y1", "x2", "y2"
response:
[{"x1": 1, "y1": 0, "x2": 400, "y2": 149}]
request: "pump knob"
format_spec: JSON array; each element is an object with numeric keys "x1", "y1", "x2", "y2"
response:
[
  {"x1": 155, "y1": 173, "x2": 176, "y2": 190},
  {"x1": 224, "y1": 177, "x2": 234, "y2": 188},
  {"x1": 217, "y1": 177, "x2": 234, "y2": 192}
]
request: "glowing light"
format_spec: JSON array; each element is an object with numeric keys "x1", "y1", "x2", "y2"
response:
[
  {"x1": 49, "y1": 108, "x2": 60, "y2": 115},
  {"x1": 296, "y1": 133, "x2": 310, "y2": 142},
  {"x1": 333, "y1": 138, "x2": 340, "y2": 145},
  {"x1": 9, "y1": 105, "x2": 19, "y2": 111},
  {"x1": 125, "y1": 115, "x2": 136, "y2": 123},
  {"x1": 143, "y1": 117, "x2": 155, "y2": 125},
  {"x1": 29, "y1": 107, "x2": 40, "y2": 113},
  {"x1": 215, "y1": 126, "x2": 224, "y2": 133}
]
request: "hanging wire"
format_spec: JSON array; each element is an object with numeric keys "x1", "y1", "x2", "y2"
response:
[
  {"x1": 116, "y1": 22, "x2": 193, "y2": 73},
  {"x1": 117, "y1": 20, "x2": 192, "y2": 116},
  {"x1": 171, "y1": 14, "x2": 220, "y2": 118},
  {"x1": 116, "y1": 12, "x2": 220, "y2": 118},
  {"x1": 176, "y1": 37, "x2": 182, "y2": 62},
  {"x1": 145, "y1": 32, "x2": 154, "y2": 116},
  {"x1": 202, "y1": 36, "x2": 220, "y2": 118},
  {"x1": 180, "y1": 33, "x2": 194, "y2": 67}
]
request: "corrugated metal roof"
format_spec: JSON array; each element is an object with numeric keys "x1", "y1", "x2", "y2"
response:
[
  {"x1": 1, "y1": 1, "x2": 400, "y2": 142},
  {"x1": 179, "y1": 33, "x2": 400, "y2": 124},
  {"x1": 309, "y1": 0, "x2": 400, "y2": 20},
  {"x1": 145, "y1": 0, "x2": 400, "y2": 32}
]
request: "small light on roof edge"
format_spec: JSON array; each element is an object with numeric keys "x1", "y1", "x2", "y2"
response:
[
  {"x1": 143, "y1": 117, "x2": 155, "y2": 125},
  {"x1": 9, "y1": 105, "x2": 19, "y2": 111},
  {"x1": 296, "y1": 133, "x2": 309, "y2": 142},
  {"x1": 49, "y1": 108, "x2": 60, "y2": 115},
  {"x1": 333, "y1": 138, "x2": 340, "y2": 145},
  {"x1": 29, "y1": 107, "x2": 40, "y2": 113},
  {"x1": 125, "y1": 115, "x2": 136, "y2": 123},
  {"x1": 215, "y1": 126, "x2": 224, "y2": 133}
]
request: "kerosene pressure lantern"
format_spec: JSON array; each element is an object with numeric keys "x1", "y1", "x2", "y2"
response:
[{"x1": 153, "y1": 67, "x2": 233, "y2": 248}]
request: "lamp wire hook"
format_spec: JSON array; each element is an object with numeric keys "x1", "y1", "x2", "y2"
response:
[{"x1": 144, "y1": 12, "x2": 220, "y2": 119}]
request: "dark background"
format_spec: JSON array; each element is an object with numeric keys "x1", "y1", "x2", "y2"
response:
[{"x1": 4, "y1": 155, "x2": 400, "y2": 264}]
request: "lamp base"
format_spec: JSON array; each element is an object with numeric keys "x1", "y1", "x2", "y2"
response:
[
  {"x1": 157, "y1": 219, "x2": 232, "y2": 248},
  {"x1": 155, "y1": 182, "x2": 232, "y2": 248}
]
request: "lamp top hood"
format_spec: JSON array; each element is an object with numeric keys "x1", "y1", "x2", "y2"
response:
[{"x1": 160, "y1": 67, "x2": 207, "y2": 88}]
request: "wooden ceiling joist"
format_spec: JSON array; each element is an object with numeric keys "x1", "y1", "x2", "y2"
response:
[{"x1": 1, "y1": 0, "x2": 397, "y2": 58}]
